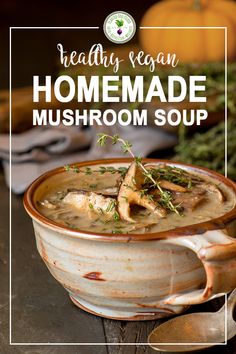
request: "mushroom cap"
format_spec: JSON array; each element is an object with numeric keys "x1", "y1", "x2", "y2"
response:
[{"x1": 117, "y1": 162, "x2": 166, "y2": 222}]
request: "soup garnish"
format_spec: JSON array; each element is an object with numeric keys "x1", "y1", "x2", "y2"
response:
[{"x1": 37, "y1": 134, "x2": 235, "y2": 234}]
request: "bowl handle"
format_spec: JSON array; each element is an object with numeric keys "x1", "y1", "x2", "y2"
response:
[{"x1": 164, "y1": 229, "x2": 236, "y2": 305}]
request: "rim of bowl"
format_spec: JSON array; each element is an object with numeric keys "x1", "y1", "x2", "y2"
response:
[{"x1": 23, "y1": 158, "x2": 236, "y2": 242}]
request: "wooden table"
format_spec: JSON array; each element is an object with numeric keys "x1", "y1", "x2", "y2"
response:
[{"x1": 1, "y1": 171, "x2": 236, "y2": 354}]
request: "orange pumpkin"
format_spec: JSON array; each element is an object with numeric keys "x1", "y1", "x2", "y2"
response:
[{"x1": 140, "y1": 0, "x2": 236, "y2": 62}]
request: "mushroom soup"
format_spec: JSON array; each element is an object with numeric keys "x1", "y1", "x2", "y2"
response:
[{"x1": 36, "y1": 162, "x2": 235, "y2": 234}]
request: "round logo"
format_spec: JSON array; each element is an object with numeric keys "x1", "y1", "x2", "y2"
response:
[{"x1": 103, "y1": 11, "x2": 136, "y2": 44}]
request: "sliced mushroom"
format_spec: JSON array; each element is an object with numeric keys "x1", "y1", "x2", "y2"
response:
[
  {"x1": 98, "y1": 186, "x2": 118, "y2": 196},
  {"x1": 117, "y1": 162, "x2": 166, "y2": 222},
  {"x1": 159, "y1": 180, "x2": 187, "y2": 193},
  {"x1": 39, "y1": 200, "x2": 57, "y2": 209},
  {"x1": 63, "y1": 191, "x2": 116, "y2": 217},
  {"x1": 200, "y1": 183, "x2": 225, "y2": 202},
  {"x1": 172, "y1": 188, "x2": 206, "y2": 211}
]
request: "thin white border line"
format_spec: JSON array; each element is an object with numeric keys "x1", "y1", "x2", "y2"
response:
[
  {"x1": 10, "y1": 27, "x2": 99, "y2": 30},
  {"x1": 9, "y1": 26, "x2": 228, "y2": 347},
  {"x1": 9, "y1": 26, "x2": 12, "y2": 346},
  {"x1": 140, "y1": 26, "x2": 226, "y2": 29},
  {"x1": 225, "y1": 27, "x2": 228, "y2": 178},
  {"x1": 10, "y1": 343, "x2": 228, "y2": 346},
  {"x1": 225, "y1": 293, "x2": 228, "y2": 343}
]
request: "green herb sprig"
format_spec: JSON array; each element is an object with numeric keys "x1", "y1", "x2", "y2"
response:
[
  {"x1": 145, "y1": 166, "x2": 195, "y2": 188},
  {"x1": 97, "y1": 133, "x2": 180, "y2": 214},
  {"x1": 64, "y1": 164, "x2": 127, "y2": 178}
]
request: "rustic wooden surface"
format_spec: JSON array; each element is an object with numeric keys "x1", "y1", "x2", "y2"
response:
[{"x1": 1, "y1": 171, "x2": 236, "y2": 354}]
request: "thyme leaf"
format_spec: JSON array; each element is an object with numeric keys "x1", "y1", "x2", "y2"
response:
[{"x1": 113, "y1": 211, "x2": 120, "y2": 221}]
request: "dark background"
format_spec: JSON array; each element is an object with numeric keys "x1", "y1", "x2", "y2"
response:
[{"x1": 1, "y1": 0, "x2": 160, "y2": 89}]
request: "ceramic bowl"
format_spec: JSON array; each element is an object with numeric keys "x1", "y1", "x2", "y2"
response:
[{"x1": 24, "y1": 159, "x2": 236, "y2": 320}]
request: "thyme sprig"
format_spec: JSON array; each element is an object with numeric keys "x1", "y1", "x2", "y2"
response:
[
  {"x1": 144, "y1": 166, "x2": 194, "y2": 188},
  {"x1": 97, "y1": 133, "x2": 180, "y2": 214},
  {"x1": 64, "y1": 164, "x2": 127, "y2": 178}
]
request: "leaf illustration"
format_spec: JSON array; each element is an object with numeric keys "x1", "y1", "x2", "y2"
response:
[{"x1": 115, "y1": 19, "x2": 124, "y2": 28}]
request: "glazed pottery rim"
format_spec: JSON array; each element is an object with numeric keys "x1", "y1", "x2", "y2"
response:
[{"x1": 23, "y1": 158, "x2": 236, "y2": 242}]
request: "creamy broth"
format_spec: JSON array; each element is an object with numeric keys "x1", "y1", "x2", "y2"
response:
[{"x1": 37, "y1": 163, "x2": 235, "y2": 234}]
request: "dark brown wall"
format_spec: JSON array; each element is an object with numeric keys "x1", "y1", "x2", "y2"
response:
[{"x1": 1, "y1": 0, "x2": 159, "y2": 89}]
